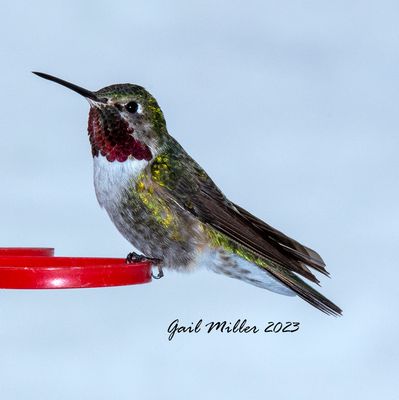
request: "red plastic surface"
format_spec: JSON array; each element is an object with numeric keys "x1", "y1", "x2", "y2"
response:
[
  {"x1": 0, "y1": 248, "x2": 152, "y2": 289},
  {"x1": 0, "y1": 247, "x2": 54, "y2": 257}
]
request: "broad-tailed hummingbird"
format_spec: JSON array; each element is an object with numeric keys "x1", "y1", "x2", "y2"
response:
[{"x1": 33, "y1": 72, "x2": 341, "y2": 315}]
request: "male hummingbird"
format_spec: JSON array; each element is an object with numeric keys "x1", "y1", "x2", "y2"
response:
[{"x1": 33, "y1": 72, "x2": 341, "y2": 315}]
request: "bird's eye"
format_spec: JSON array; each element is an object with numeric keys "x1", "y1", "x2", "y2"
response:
[{"x1": 125, "y1": 101, "x2": 139, "y2": 114}]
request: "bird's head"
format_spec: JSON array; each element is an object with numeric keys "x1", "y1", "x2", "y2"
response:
[{"x1": 33, "y1": 72, "x2": 168, "y2": 162}]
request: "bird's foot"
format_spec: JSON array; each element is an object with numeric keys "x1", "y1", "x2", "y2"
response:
[
  {"x1": 126, "y1": 251, "x2": 162, "y2": 265},
  {"x1": 151, "y1": 265, "x2": 164, "y2": 280},
  {"x1": 126, "y1": 252, "x2": 164, "y2": 280}
]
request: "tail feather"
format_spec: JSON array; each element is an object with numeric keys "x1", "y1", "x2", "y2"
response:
[
  {"x1": 258, "y1": 260, "x2": 342, "y2": 316},
  {"x1": 205, "y1": 247, "x2": 342, "y2": 316}
]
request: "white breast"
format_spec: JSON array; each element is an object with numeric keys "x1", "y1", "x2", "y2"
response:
[{"x1": 93, "y1": 155, "x2": 149, "y2": 209}]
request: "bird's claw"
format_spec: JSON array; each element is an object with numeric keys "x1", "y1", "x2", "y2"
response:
[
  {"x1": 126, "y1": 252, "x2": 164, "y2": 279},
  {"x1": 151, "y1": 265, "x2": 164, "y2": 280},
  {"x1": 126, "y1": 252, "x2": 163, "y2": 280},
  {"x1": 126, "y1": 251, "x2": 146, "y2": 263}
]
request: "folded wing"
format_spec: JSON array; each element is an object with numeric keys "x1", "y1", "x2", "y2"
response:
[{"x1": 150, "y1": 143, "x2": 342, "y2": 315}]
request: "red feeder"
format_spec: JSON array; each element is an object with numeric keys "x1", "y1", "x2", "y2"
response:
[
  {"x1": 0, "y1": 248, "x2": 152, "y2": 289},
  {"x1": 0, "y1": 247, "x2": 54, "y2": 257}
]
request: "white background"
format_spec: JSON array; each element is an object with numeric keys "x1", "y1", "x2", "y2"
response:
[{"x1": 0, "y1": 1, "x2": 398, "y2": 398}]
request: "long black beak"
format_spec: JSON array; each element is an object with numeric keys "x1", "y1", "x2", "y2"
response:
[{"x1": 32, "y1": 72, "x2": 106, "y2": 103}]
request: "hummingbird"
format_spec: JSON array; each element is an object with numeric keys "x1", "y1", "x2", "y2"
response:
[{"x1": 33, "y1": 72, "x2": 341, "y2": 315}]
